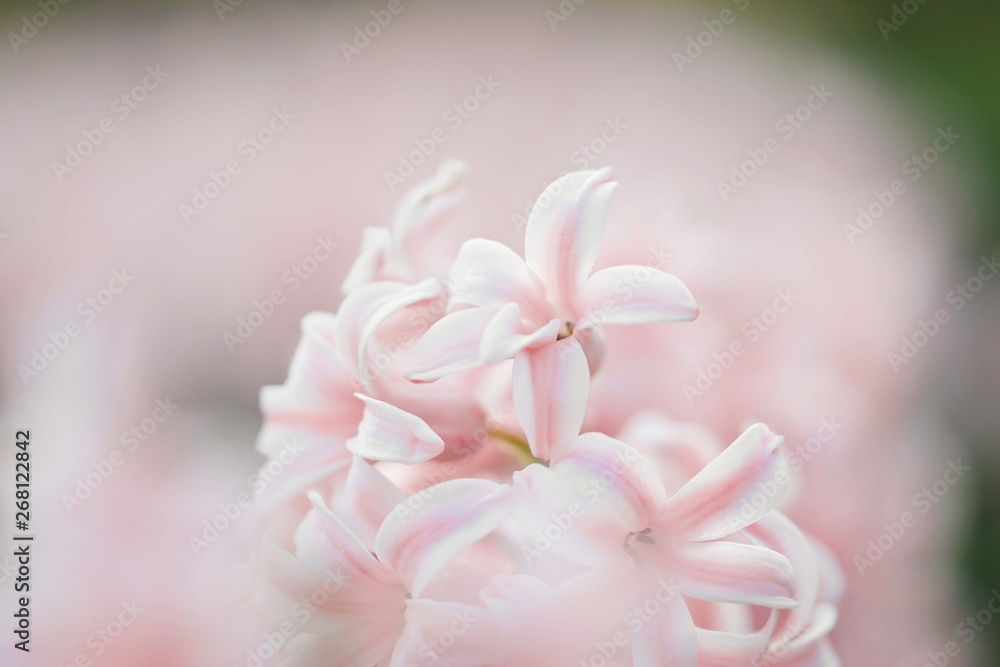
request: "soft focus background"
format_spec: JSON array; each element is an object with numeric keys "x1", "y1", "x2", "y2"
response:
[{"x1": 1, "y1": 0, "x2": 998, "y2": 665}]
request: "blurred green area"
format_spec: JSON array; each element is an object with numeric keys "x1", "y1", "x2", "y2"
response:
[
  {"x1": 729, "y1": 1, "x2": 1000, "y2": 660},
  {"x1": 736, "y1": 0, "x2": 1000, "y2": 256},
  {"x1": 728, "y1": 2, "x2": 1000, "y2": 662}
]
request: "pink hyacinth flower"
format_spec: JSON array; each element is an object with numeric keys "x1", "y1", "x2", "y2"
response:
[{"x1": 406, "y1": 168, "x2": 699, "y2": 382}]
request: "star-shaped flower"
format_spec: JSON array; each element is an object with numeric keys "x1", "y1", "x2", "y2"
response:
[{"x1": 406, "y1": 168, "x2": 698, "y2": 382}]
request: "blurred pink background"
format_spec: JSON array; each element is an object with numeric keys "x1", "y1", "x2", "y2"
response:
[{"x1": 0, "y1": 1, "x2": 991, "y2": 665}]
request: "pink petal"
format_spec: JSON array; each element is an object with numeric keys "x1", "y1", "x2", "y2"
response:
[
  {"x1": 258, "y1": 383, "x2": 359, "y2": 444},
  {"x1": 481, "y1": 568, "x2": 636, "y2": 666},
  {"x1": 763, "y1": 605, "x2": 838, "y2": 666},
  {"x1": 282, "y1": 629, "x2": 401, "y2": 667},
  {"x1": 336, "y1": 278, "x2": 441, "y2": 391},
  {"x1": 549, "y1": 432, "x2": 668, "y2": 531},
  {"x1": 255, "y1": 522, "x2": 344, "y2": 632},
  {"x1": 256, "y1": 495, "x2": 405, "y2": 634},
  {"x1": 661, "y1": 423, "x2": 789, "y2": 542},
  {"x1": 630, "y1": 584, "x2": 698, "y2": 667},
  {"x1": 375, "y1": 478, "x2": 512, "y2": 596},
  {"x1": 746, "y1": 512, "x2": 820, "y2": 638},
  {"x1": 330, "y1": 456, "x2": 406, "y2": 550},
  {"x1": 576, "y1": 265, "x2": 698, "y2": 330},
  {"x1": 405, "y1": 307, "x2": 494, "y2": 382},
  {"x1": 342, "y1": 226, "x2": 392, "y2": 293},
  {"x1": 812, "y1": 538, "x2": 846, "y2": 604},
  {"x1": 662, "y1": 540, "x2": 797, "y2": 608},
  {"x1": 389, "y1": 600, "x2": 499, "y2": 667},
  {"x1": 695, "y1": 627, "x2": 770, "y2": 666},
  {"x1": 448, "y1": 238, "x2": 549, "y2": 320},
  {"x1": 295, "y1": 492, "x2": 403, "y2": 601},
  {"x1": 391, "y1": 159, "x2": 468, "y2": 243},
  {"x1": 618, "y1": 412, "x2": 724, "y2": 488},
  {"x1": 258, "y1": 311, "x2": 362, "y2": 446},
  {"x1": 250, "y1": 436, "x2": 351, "y2": 514},
  {"x1": 769, "y1": 639, "x2": 840, "y2": 667},
  {"x1": 523, "y1": 169, "x2": 616, "y2": 316},
  {"x1": 347, "y1": 394, "x2": 445, "y2": 463},
  {"x1": 479, "y1": 302, "x2": 560, "y2": 364},
  {"x1": 510, "y1": 463, "x2": 631, "y2": 569},
  {"x1": 512, "y1": 337, "x2": 590, "y2": 460}
]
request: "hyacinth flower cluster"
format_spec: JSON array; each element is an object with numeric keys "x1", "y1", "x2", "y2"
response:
[{"x1": 246, "y1": 161, "x2": 844, "y2": 666}]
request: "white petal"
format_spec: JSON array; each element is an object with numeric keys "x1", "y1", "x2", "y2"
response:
[
  {"x1": 746, "y1": 512, "x2": 821, "y2": 637},
  {"x1": 337, "y1": 278, "x2": 441, "y2": 391},
  {"x1": 391, "y1": 159, "x2": 468, "y2": 243},
  {"x1": 661, "y1": 423, "x2": 789, "y2": 542},
  {"x1": 512, "y1": 337, "x2": 590, "y2": 460},
  {"x1": 510, "y1": 463, "x2": 630, "y2": 569},
  {"x1": 342, "y1": 226, "x2": 392, "y2": 293},
  {"x1": 550, "y1": 432, "x2": 668, "y2": 531},
  {"x1": 405, "y1": 307, "x2": 494, "y2": 382},
  {"x1": 376, "y1": 479, "x2": 512, "y2": 596},
  {"x1": 479, "y1": 302, "x2": 560, "y2": 365},
  {"x1": 523, "y1": 168, "x2": 616, "y2": 316},
  {"x1": 448, "y1": 238, "x2": 549, "y2": 319},
  {"x1": 662, "y1": 540, "x2": 797, "y2": 608},
  {"x1": 576, "y1": 265, "x2": 698, "y2": 330},
  {"x1": 330, "y1": 456, "x2": 406, "y2": 550},
  {"x1": 694, "y1": 626, "x2": 769, "y2": 666},
  {"x1": 347, "y1": 394, "x2": 445, "y2": 464},
  {"x1": 631, "y1": 587, "x2": 698, "y2": 667}
]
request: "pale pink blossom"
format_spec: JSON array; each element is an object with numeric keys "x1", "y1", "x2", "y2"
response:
[
  {"x1": 407, "y1": 168, "x2": 698, "y2": 383},
  {"x1": 245, "y1": 166, "x2": 843, "y2": 667}
]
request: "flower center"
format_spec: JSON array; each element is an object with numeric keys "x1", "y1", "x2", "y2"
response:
[
  {"x1": 556, "y1": 321, "x2": 575, "y2": 341},
  {"x1": 488, "y1": 427, "x2": 546, "y2": 468},
  {"x1": 623, "y1": 528, "x2": 655, "y2": 564}
]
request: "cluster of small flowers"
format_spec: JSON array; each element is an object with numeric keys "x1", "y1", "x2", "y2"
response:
[{"x1": 244, "y1": 161, "x2": 843, "y2": 666}]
